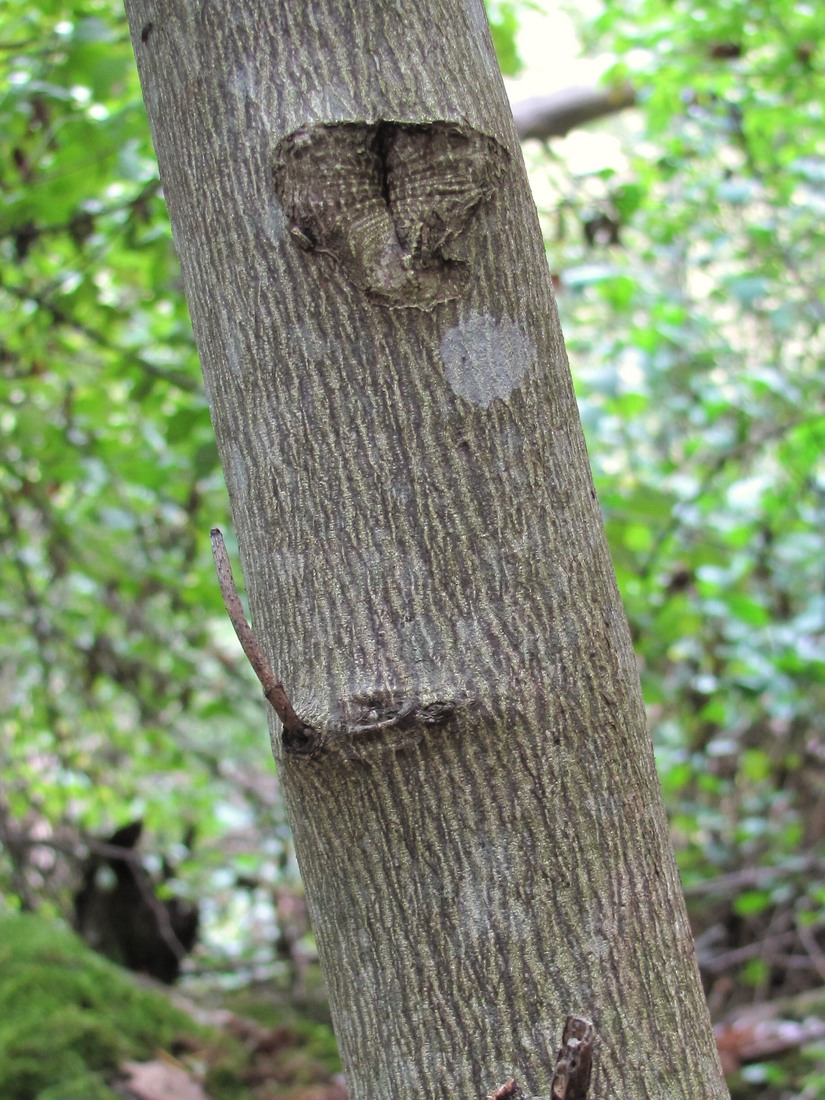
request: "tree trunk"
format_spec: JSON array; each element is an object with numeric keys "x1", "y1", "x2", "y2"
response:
[{"x1": 124, "y1": 1, "x2": 728, "y2": 1097}]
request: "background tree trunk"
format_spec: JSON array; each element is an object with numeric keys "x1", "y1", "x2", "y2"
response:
[
  {"x1": 124, "y1": 1, "x2": 728, "y2": 1096},
  {"x1": 511, "y1": 84, "x2": 636, "y2": 143}
]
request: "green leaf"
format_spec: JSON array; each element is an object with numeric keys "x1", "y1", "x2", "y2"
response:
[{"x1": 486, "y1": 0, "x2": 523, "y2": 75}]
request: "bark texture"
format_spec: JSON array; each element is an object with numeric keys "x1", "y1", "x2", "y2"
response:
[{"x1": 124, "y1": 2, "x2": 729, "y2": 1097}]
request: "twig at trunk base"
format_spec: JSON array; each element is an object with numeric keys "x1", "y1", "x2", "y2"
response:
[
  {"x1": 488, "y1": 1081, "x2": 523, "y2": 1099},
  {"x1": 551, "y1": 1016, "x2": 594, "y2": 1100},
  {"x1": 210, "y1": 527, "x2": 319, "y2": 755},
  {"x1": 486, "y1": 1017, "x2": 594, "y2": 1100}
]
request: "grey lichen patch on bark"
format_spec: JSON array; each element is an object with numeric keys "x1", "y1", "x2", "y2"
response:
[
  {"x1": 273, "y1": 120, "x2": 509, "y2": 308},
  {"x1": 441, "y1": 311, "x2": 537, "y2": 407}
]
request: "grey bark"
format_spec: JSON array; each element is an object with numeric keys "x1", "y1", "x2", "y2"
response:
[{"x1": 124, "y1": 1, "x2": 728, "y2": 1097}]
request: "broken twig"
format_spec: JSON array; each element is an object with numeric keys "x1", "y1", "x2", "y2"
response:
[
  {"x1": 488, "y1": 1080, "x2": 523, "y2": 1100},
  {"x1": 551, "y1": 1016, "x2": 594, "y2": 1100},
  {"x1": 210, "y1": 528, "x2": 318, "y2": 755}
]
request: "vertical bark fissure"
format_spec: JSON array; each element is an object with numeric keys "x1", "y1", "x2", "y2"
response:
[{"x1": 125, "y1": 1, "x2": 729, "y2": 1097}]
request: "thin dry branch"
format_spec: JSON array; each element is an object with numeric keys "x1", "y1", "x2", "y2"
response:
[{"x1": 210, "y1": 528, "x2": 318, "y2": 754}]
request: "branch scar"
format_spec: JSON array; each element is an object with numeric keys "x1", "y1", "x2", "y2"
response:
[{"x1": 273, "y1": 120, "x2": 509, "y2": 309}]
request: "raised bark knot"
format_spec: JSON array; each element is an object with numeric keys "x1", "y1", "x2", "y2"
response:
[
  {"x1": 273, "y1": 120, "x2": 509, "y2": 309},
  {"x1": 307, "y1": 691, "x2": 461, "y2": 760}
]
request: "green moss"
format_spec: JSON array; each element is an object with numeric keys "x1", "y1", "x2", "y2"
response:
[
  {"x1": 0, "y1": 913, "x2": 200, "y2": 1100},
  {"x1": 38, "y1": 1072, "x2": 117, "y2": 1100},
  {"x1": 0, "y1": 913, "x2": 342, "y2": 1100}
]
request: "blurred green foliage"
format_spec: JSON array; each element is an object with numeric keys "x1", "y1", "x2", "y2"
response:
[
  {"x1": 528, "y1": 0, "x2": 824, "y2": 1087},
  {"x1": 486, "y1": 0, "x2": 529, "y2": 75},
  {"x1": 0, "y1": 0, "x2": 290, "y2": 962},
  {"x1": 553, "y1": 0, "x2": 825, "y2": 890},
  {"x1": 1, "y1": 3, "x2": 824, "y2": 1083}
]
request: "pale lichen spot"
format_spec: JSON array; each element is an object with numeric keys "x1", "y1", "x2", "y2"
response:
[
  {"x1": 227, "y1": 63, "x2": 258, "y2": 107},
  {"x1": 256, "y1": 200, "x2": 285, "y2": 245},
  {"x1": 201, "y1": 370, "x2": 215, "y2": 415},
  {"x1": 221, "y1": 309, "x2": 245, "y2": 376},
  {"x1": 440, "y1": 313, "x2": 536, "y2": 407},
  {"x1": 226, "y1": 441, "x2": 249, "y2": 494}
]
